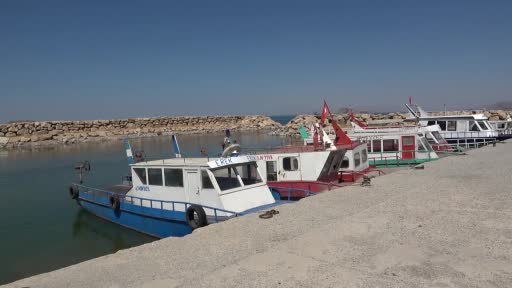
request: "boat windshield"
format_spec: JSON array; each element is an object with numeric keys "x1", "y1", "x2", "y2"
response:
[
  {"x1": 211, "y1": 162, "x2": 263, "y2": 191},
  {"x1": 431, "y1": 131, "x2": 445, "y2": 143},
  {"x1": 417, "y1": 136, "x2": 432, "y2": 151},
  {"x1": 477, "y1": 121, "x2": 489, "y2": 131}
]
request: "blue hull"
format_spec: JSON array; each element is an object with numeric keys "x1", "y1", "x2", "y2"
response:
[{"x1": 77, "y1": 192, "x2": 192, "y2": 238}]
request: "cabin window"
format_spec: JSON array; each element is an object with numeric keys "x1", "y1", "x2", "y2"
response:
[
  {"x1": 431, "y1": 131, "x2": 444, "y2": 142},
  {"x1": 354, "y1": 152, "x2": 361, "y2": 167},
  {"x1": 201, "y1": 170, "x2": 214, "y2": 189},
  {"x1": 239, "y1": 163, "x2": 263, "y2": 185},
  {"x1": 266, "y1": 161, "x2": 278, "y2": 181},
  {"x1": 148, "y1": 168, "x2": 163, "y2": 186},
  {"x1": 212, "y1": 166, "x2": 242, "y2": 191},
  {"x1": 362, "y1": 149, "x2": 368, "y2": 163},
  {"x1": 447, "y1": 121, "x2": 457, "y2": 131},
  {"x1": 477, "y1": 121, "x2": 489, "y2": 130},
  {"x1": 283, "y1": 157, "x2": 299, "y2": 171},
  {"x1": 437, "y1": 121, "x2": 447, "y2": 131},
  {"x1": 340, "y1": 156, "x2": 350, "y2": 169},
  {"x1": 133, "y1": 168, "x2": 147, "y2": 185},
  {"x1": 498, "y1": 123, "x2": 506, "y2": 129},
  {"x1": 427, "y1": 120, "x2": 436, "y2": 126},
  {"x1": 469, "y1": 121, "x2": 480, "y2": 131},
  {"x1": 416, "y1": 138, "x2": 426, "y2": 151},
  {"x1": 164, "y1": 168, "x2": 184, "y2": 187},
  {"x1": 382, "y1": 139, "x2": 399, "y2": 152},
  {"x1": 372, "y1": 140, "x2": 382, "y2": 153}
]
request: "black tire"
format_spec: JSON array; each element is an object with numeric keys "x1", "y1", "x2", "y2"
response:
[
  {"x1": 109, "y1": 195, "x2": 121, "y2": 211},
  {"x1": 69, "y1": 185, "x2": 79, "y2": 200},
  {"x1": 186, "y1": 205, "x2": 207, "y2": 230}
]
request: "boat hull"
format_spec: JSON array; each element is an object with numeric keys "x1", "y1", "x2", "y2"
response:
[{"x1": 77, "y1": 191, "x2": 193, "y2": 238}]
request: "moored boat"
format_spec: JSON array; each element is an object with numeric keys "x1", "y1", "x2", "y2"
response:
[
  {"x1": 404, "y1": 102, "x2": 506, "y2": 145},
  {"x1": 69, "y1": 140, "x2": 279, "y2": 238}
]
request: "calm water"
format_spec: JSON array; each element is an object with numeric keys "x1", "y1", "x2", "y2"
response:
[
  {"x1": 270, "y1": 115, "x2": 295, "y2": 125},
  {"x1": 0, "y1": 131, "x2": 288, "y2": 284}
]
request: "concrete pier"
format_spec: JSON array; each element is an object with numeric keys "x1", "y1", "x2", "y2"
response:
[{"x1": 5, "y1": 141, "x2": 512, "y2": 288}]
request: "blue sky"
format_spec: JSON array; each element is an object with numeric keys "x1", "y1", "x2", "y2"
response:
[{"x1": 1, "y1": 0, "x2": 511, "y2": 122}]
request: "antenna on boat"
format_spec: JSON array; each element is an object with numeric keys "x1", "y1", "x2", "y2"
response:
[
  {"x1": 74, "y1": 161, "x2": 91, "y2": 184},
  {"x1": 171, "y1": 134, "x2": 182, "y2": 158}
]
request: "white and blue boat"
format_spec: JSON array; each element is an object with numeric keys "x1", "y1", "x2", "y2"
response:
[{"x1": 68, "y1": 139, "x2": 279, "y2": 238}]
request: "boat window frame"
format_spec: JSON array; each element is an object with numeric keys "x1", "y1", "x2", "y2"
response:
[
  {"x1": 354, "y1": 152, "x2": 361, "y2": 167},
  {"x1": 362, "y1": 148, "x2": 368, "y2": 163},
  {"x1": 447, "y1": 120, "x2": 457, "y2": 131},
  {"x1": 133, "y1": 167, "x2": 147, "y2": 185},
  {"x1": 164, "y1": 168, "x2": 184, "y2": 187},
  {"x1": 382, "y1": 139, "x2": 399, "y2": 152},
  {"x1": 147, "y1": 168, "x2": 164, "y2": 186},
  {"x1": 282, "y1": 157, "x2": 299, "y2": 171},
  {"x1": 266, "y1": 161, "x2": 278, "y2": 181},
  {"x1": 210, "y1": 162, "x2": 264, "y2": 193},
  {"x1": 477, "y1": 121, "x2": 490, "y2": 131},
  {"x1": 201, "y1": 169, "x2": 214, "y2": 189}
]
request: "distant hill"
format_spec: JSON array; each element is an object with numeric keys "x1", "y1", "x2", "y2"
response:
[{"x1": 486, "y1": 101, "x2": 512, "y2": 110}]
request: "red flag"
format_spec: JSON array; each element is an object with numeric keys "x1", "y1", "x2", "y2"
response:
[{"x1": 320, "y1": 100, "x2": 332, "y2": 126}]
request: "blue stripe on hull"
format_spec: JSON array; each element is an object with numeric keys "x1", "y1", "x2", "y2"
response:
[{"x1": 77, "y1": 192, "x2": 192, "y2": 238}]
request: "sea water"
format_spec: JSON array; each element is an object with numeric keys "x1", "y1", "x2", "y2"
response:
[{"x1": 0, "y1": 131, "x2": 288, "y2": 284}]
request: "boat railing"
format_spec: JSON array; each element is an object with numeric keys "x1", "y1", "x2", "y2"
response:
[
  {"x1": 443, "y1": 137, "x2": 497, "y2": 150},
  {"x1": 441, "y1": 131, "x2": 498, "y2": 139},
  {"x1": 74, "y1": 184, "x2": 240, "y2": 223},
  {"x1": 368, "y1": 149, "x2": 435, "y2": 167}
]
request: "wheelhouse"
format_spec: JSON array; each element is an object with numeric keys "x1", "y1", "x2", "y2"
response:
[
  {"x1": 129, "y1": 156, "x2": 275, "y2": 215},
  {"x1": 349, "y1": 132, "x2": 438, "y2": 167}
]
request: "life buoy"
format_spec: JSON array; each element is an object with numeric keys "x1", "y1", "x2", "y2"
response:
[
  {"x1": 69, "y1": 185, "x2": 79, "y2": 200},
  {"x1": 186, "y1": 205, "x2": 207, "y2": 230},
  {"x1": 109, "y1": 195, "x2": 121, "y2": 211},
  {"x1": 221, "y1": 144, "x2": 241, "y2": 158}
]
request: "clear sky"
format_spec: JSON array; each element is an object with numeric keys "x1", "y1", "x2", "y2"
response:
[{"x1": 1, "y1": 0, "x2": 511, "y2": 122}]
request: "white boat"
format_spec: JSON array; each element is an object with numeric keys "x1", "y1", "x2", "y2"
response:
[
  {"x1": 349, "y1": 113, "x2": 453, "y2": 153},
  {"x1": 68, "y1": 139, "x2": 279, "y2": 238},
  {"x1": 489, "y1": 115, "x2": 512, "y2": 140},
  {"x1": 404, "y1": 103, "x2": 503, "y2": 146}
]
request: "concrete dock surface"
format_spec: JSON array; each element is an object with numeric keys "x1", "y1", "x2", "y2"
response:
[{"x1": 6, "y1": 141, "x2": 512, "y2": 288}]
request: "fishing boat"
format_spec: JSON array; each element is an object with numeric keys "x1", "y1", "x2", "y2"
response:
[
  {"x1": 68, "y1": 139, "x2": 278, "y2": 238},
  {"x1": 404, "y1": 102, "x2": 506, "y2": 146}
]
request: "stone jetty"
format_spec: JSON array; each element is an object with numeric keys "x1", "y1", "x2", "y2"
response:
[
  {"x1": 0, "y1": 115, "x2": 281, "y2": 149},
  {"x1": 4, "y1": 140, "x2": 511, "y2": 287}
]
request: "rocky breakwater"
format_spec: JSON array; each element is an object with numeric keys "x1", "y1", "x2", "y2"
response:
[{"x1": 0, "y1": 115, "x2": 281, "y2": 149}]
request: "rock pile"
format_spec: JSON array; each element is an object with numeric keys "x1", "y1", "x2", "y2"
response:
[{"x1": 0, "y1": 115, "x2": 281, "y2": 148}]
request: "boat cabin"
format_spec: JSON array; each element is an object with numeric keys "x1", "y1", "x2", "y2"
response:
[
  {"x1": 128, "y1": 156, "x2": 276, "y2": 216},
  {"x1": 348, "y1": 131, "x2": 438, "y2": 167}
]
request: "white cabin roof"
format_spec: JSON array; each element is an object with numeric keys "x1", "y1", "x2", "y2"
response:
[
  {"x1": 408, "y1": 113, "x2": 488, "y2": 121},
  {"x1": 132, "y1": 155, "x2": 258, "y2": 168}
]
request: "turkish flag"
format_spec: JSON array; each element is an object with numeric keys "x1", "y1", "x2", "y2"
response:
[{"x1": 320, "y1": 100, "x2": 332, "y2": 126}]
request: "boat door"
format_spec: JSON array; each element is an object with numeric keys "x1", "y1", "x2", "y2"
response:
[
  {"x1": 184, "y1": 169, "x2": 201, "y2": 204},
  {"x1": 277, "y1": 155, "x2": 302, "y2": 181},
  {"x1": 401, "y1": 136, "x2": 415, "y2": 160}
]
